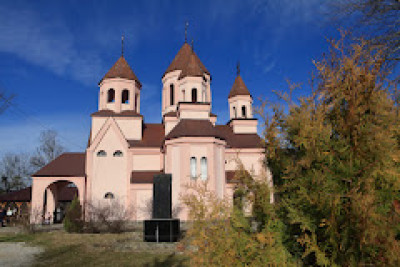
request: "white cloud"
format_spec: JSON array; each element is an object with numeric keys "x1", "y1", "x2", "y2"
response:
[{"x1": 0, "y1": 5, "x2": 104, "y2": 85}]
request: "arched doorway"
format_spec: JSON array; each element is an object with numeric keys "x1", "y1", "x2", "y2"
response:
[
  {"x1": 43, "y1": 180, "x2": 79, "y2": 224},
  {"x1": 30, "y1": 176, "x2": 85, "y2": 224}
]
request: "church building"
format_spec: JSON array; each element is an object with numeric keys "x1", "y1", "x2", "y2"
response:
[{"x1": 30, "y1": 39, "x2": 270, "y2": 222}]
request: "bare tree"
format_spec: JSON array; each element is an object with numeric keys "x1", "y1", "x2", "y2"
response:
[
  {"x1": 30, "y1": 130, "x2": 64, "y2": 171},
  {"x1": 85, "y1": 199, "x2": 135, "y2": 233},
  {"x1": 333, "y1": 0, "x2": 400, "y2": 61},
  {"x1": 0, "y1": 90, "x2": 14, "y2": 115},
  {"x1": 0, "y1": 153, "x2": 31, "y2": 192}
]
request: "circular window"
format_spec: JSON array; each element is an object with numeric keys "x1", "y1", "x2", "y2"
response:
[{"x1": 104, "y1": 192, "x2": 114, "y2": 199}]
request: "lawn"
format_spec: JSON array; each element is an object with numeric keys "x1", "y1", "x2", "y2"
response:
[{"x1": 0, "y1": 230, "x2": 188, "y2": 267}]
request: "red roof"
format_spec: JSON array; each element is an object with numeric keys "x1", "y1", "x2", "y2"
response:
[
  {"x1": 228, "y1": 75, "x2": 252, "y2": 98},
  {"x1": 0, "y1": 186, "x2": 77, "y2": 202},
  {"x1": 100, "y1": 56, "x2": 141, "y2": 86},
  {"x1": 165, "y1": 119, "x2": 225, "y2": 141},
  {"x1": 163, "y1": 43, "x2": 210, "y2": 79},
  {"x1": 33, "y1": 153, "x2": 86, "y2": 177},
  {"x1": 91, "y1": 110, "x2": 143, "y2": 117},
  {"x1": 128, "y1": 124, "x2": 165, "y2": 148},
  {"x1": 131, "y1": 171, "x2": 163, "y2": 183},
  {"x1": 127, "y1": 121, "x2": 263, "y2": 149},
  {"x1": 215, "y1": 124, "x2": 263, "y2": 149}
]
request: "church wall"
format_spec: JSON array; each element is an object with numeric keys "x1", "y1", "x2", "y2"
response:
[
  {"x1": 90, "y1": 127, "x2": 129, "y2": 207},
  {"x1": 229, "y1": 96, "x2": 253, "y2": 119},
  {"x1": 100, "y1": 78, "x2": 138, "y2": 113},
  {"x1": 225, "y1": 149, "x2": 264, "y2": 176},
  {"x1": 164, "y1": 118, "x2": 179, "y2": 135},
  {"x1": 130, "y1": 184, "x2": 152, "y2": 221},
  {"x1": 114, "y1": 117, "x2": 142, "y2": 140},
  {"x1": 165, "y1": 137, "x2": 226, "y2": 220},
  {"x1": 132, "y1": 154, "x2": 162, "y2": 171},
  {"x1": 91, "y1": 117, "x2": 107, "y2": 142},
  {"x1": 179, "y1": 76, "x2": 207, "y2": 103},
  {"x1": 231, "y1": 123, "x2": 258, "y2": 134}
]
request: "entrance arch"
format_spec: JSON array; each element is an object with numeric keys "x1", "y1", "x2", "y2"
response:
[
  {"x1": 30, "y1": 176, "x2": 85, "y2": 224},
  {"x1": 43, "y1": 181, "x2": 79, "y2": 224}
]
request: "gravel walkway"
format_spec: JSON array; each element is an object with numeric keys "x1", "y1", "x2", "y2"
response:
[{"x1": 0, "y1": 242, "x2": 43, "y2": 267}]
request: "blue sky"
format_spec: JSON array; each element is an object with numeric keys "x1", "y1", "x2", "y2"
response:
[{"x1": 0, "y1": 0, "x2": 338, "y2": 155}]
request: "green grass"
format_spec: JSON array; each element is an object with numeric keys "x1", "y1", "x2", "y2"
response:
[{"x1": 0, "y1": 231, "x2": 188, "y2": 267}]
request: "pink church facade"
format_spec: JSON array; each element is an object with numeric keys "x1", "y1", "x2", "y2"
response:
[{"x1": 30, "y1": 41, "x2": 271, "y2": 222}]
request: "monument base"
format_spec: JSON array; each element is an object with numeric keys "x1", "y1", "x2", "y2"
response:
[{"x1": 144, "y1": 219, "x2": 180, "y2": 242}]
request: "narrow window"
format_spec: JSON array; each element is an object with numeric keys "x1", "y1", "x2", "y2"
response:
[
  {"x1": 97, "y1": 150, "x2": 107, "y2": 157},
  {"x1": 135, "y1": 94, "x2": 139, "y2": 112},
  {"x1": 202, "y1": 89, "x2": 206, "y2": 102},
  {"x1": 182, "y1": 90, "x2": 185, "y2": 101},
  {"x1": 113, "y1": 150, "x2": 123, "y2": 157},
  {"x1": 242, "y1": 106, "x2": 246, "y2": 118},
  {"x1": 191, "y1": 88, "x2": 197, "y2": 103},
  {"x1": 233, "y1": 107, "x2": 237, "y2": 118},
  {"x1": 200, "y1": 157, "x2": 207, "y2": 180},
  {"x1": 104, "y1": 192, "x2": 114, "y2": 199},
  {"x1": 190, "y1": 157, "x2": 197, "y2": 179},
  {"x1": 107, "y1": 89, "x2": 115, "y2": 103},
  {"x1": 122, "y1": 89, "x2": 129, "y2": 104},
  {"x1": 170, "y1": 84, "x2": 174, "y2": 105}
]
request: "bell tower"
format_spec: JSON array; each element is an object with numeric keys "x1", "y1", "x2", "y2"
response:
[
  {"x1": 90, "y1": 36, "x2": 144, "y2": 143},
  {"x1": 98, "y1": 36, "x2": 142, "y2": 114},
  {"x1": 161, "y1": 25, "x2": 215, "y2": 134},
  {"x1": 228, "y1": 63, "x2": 257, "y2": 134}
]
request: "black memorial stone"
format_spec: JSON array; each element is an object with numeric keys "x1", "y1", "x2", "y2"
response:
[
  {"x1": 144, "y1": 219, "x2": 180, "y2": 242},
  {"x1": 144, "y1": 173, "x2": 180, "y2": 242},
  {"x1": 152, "y1": 174, "x2": 172, "y2": 219}
]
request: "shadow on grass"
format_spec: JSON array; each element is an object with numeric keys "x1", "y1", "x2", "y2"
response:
[
  {"x1": 0, "y1": 233, "x2": 35, "y2": 243},
  {"x1": 144, "y1": 253, "x2": 188, "y2": 267}
]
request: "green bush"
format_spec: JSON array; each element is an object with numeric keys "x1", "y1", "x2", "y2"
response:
[{"x1": 63, "y1": 196, "x2": 83, "y2": 233}]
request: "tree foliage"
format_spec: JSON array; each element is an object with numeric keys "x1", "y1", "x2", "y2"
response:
[{"x1": 260, "y1": 33, "x2": 400, "y2": 265}]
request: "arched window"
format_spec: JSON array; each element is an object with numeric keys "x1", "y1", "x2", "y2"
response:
[
  {"x1": 182, "y1": 90, "x2": 185, "y2": 101},
  {"x1": 97, "y1": 150, "x2": 107, "y2": 157},
  {"x1": 122, "y1": 89, "x2": 129, "y2": 104},
  {"x1": 190, "y1": 157, "x2": 197, "y2": 179},
  {"x1": 242, "y1": 106, "x2": 247, "y2": 118},
  {"x1": 107, "y1": 89, "x2": 115, "y2": 103},
  {"x1": 233, "y1": 107, "x2": 237, "y2": 118},
  {"x1": 200, "y1": 157, "x2": 207, "y2": 180},
  {"x1": 191, "y1": 88, "x2": 197, "y2": 103},
  {"x1": 104, "y1": 192, "x2": 114, "y2": 199},
  {"x1": 113, "y1": 150, "x2": 123, "y2": 157},
  {"x1": 170, "y1": 84, "x2": 174, "y2": 105}
]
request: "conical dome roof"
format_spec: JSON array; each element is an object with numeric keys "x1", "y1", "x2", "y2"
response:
[
  {"x1": 100, "y1": 56, "x2": 141, "y2": 86},
  {"x1": 228, "y1": 75, "x2": 251, "y2": 98},
  {"x1": 163, "y1": 43, "x2": 210, "y2": 79}
]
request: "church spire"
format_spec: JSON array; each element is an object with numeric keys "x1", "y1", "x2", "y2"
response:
[
  {"x1": 121, "y1": 35, "x2": 124, "y2": 57},
  {"x1": 236, "y1": 61, "x2": 240, "y2": 76},
  {"x1": 184, "y1": 22, "x2": 189, "y2": 43}
]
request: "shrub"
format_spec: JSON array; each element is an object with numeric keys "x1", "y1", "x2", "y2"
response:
[
  {"x1": 63, "y1": 196, "x2": 83, "y2": 233},
  {"x1": 84, "y1": 199, "x2": 134, "y2": 233},
  {"x1": 181, "y1": 165, "x2": 294, "y2": 266}
]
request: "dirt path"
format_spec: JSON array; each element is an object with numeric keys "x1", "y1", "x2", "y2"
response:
[{"x1": 0, "y1": 242, "x2": 43, "y2": 267}]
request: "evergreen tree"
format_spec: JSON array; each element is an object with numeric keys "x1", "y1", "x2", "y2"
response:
[
  {"x1": 261, "y1": 33, "x2": 400, "y2": 265},
  {"x1": 63, "y1": 196, "x2": 83, "y2": 233}
]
